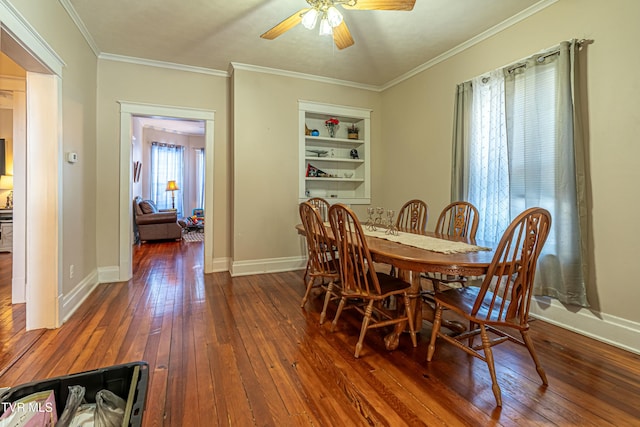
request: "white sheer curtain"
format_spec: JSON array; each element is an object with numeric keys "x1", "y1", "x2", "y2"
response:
[
  {"x1": 468, "y1": 70, "x2": 511, "y2": 242},
  {"x1": 195, "y1": 148, "x2": 205, "y2": 210},
  {"x1": 451, "y1": 40, "x2": 589, "y2": 307},
  {"x1": 150, "y1": 142, "x2": 184, "y2": 215}
]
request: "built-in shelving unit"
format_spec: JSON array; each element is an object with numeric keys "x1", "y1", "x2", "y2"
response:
[{"x1": 299, "y1": 100, "x2": 371, "y2": 205}]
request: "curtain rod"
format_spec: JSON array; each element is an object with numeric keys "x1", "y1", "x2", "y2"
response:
[{"x1": 506, "y1": 38, "x2": 593, "y2": 74}]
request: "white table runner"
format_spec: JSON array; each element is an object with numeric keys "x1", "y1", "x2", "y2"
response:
[{"x1": 362, "y1": 229, "x2": 491, "y2": 254}]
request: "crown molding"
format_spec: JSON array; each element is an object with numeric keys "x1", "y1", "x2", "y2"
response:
[
  {"x1": 230, "y1": 62, "x2": 381, "y2": 92},
  {"x1": 99, "y1": 53, "x2": 229, "y2": 77},
  {"x1": 58, "y1": 0, "x2": 100, "y2": 57}
]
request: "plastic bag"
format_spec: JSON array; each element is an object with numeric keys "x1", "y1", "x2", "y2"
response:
[
  {"x1": 94, "y1": 389, "x2": 126, "y2": 427},
  {"x1": 56, "y1": 385, "x2": 85, "y2": 427},
  {"x1": 68, "y1": 404, "x2": 95, "y2": 427}
]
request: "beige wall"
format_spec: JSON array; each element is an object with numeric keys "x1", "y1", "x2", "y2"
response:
[
  {"x1": 96, "y1": 60, "x2": 230, "y2": 263},
  {"x1": 380, "y1": 0, "x2": 640, "y2": 324},
  {"x1": 231, "y1": 68, "x2": 381, "y2": 264},
  {"x1": 8, "y1": 0, "x2": 98, "y2": 297}
]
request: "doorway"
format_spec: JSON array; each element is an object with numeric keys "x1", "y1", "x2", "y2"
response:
[
  {"x1": 118, "y1": 103, "x2": 215, "y2": 280},
  {"x1": 1, "y1": 9, "x2": 65, "y2": 330}
]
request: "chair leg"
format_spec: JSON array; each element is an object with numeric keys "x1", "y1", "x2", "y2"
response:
[
  {"x1": 427, "y1": 304, "x2": 444, "y2": 361},
  {"x1": 319, "y1": 282, "x2": 334, "y2": 324},
  {"x1": 303, "y1": 258, "x2": 310, "y2": 285},
  {"x1": 468, "y1": 321, "x2": 477, "y2": 346},
  {"x1": 355, "y1": 301, "x2": 374, "y2": 358},
  {"x1": 480, "y1": 325, "x2": 502, "y2": 407},
  {"x1": 521, "y1": 330, "x2": 548, "y2": 385},
  {"x1": 300, "y1": 276, "x2": 314, "y2": 308},
  {"x1": 403, "y1": 294, "x2": 417, "y2": 347},
  {"x1": 330, "y1": 297, "x2": 347, "y2": 332}
]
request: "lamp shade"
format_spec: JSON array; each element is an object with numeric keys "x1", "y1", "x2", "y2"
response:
[
  {"x1": 0, "y1": 175, "x2": 13, "y2": 190},
  {"x1": 301, "y1": 8, "x2": 318, "y2": 30},
  {"x1": 166, "y1": 180, "x2": 179, "y2": 191},
  {"x1": 318, "y1": 15, "x2": 333, "y2": 36},
  {"x1": 326, "y1": 6, "x2": 343, "y2": 27}
]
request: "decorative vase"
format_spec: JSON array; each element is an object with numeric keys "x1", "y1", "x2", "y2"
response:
[
  {"x1": 326, "y1": 123, "x2": 336, "y2": 138},
  {"x1": 348, "y1": 132, "x2": 359, "y2": 140}
]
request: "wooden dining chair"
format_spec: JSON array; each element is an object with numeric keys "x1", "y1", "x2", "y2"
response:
[
  {"x1": 435, "y1": 201, "x2": 479, "y2": 239},
  {"x1": 395, "y1": 199, "x2": 429, "y2": 232},
  {"x1": 302, "y1": 197, "x2": 331, "y2": 284},
  {"x1": 426, "y1": 207, "x2": 551, "y2": 406},
  {"x1": 298, "y1": 202, "x2": 340, "y2": 310},
  {"x1": 427, "y1": 201, "x2": 480, "y2": 291},
  {"x1": 307, "y1": 197, "x2": 330, "y2": 221},
  {"x1": 390, "y1": 198, "x2": 429, "y2": 277},
  {"x1": 328, "y1": 203, "x2": 417, "y2": 358}
]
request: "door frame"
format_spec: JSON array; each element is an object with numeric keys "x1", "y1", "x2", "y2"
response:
[
  {"x1": 1, "y1": 0, "x2": 65, "y2": 329},
  {"x1": 118, "y1": 102, "x2": 215, "y2": 280}
]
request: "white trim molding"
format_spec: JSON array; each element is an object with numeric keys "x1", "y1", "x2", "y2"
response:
[
  {"x1": 230, "y1": 62, "x2": 379, "y2": 92},
  {"x1": 97, "y1": 266, "x2": 121, "y2": 284},
  {"x1": 531, "y1": 297, "x2": 640, "y2": 355},
  {"x1": 60, "y1": 270, "x2": 99, "y2": 323},
  {"x1": 102, "y1": 53, "x2": 228, "y2": 78},
  {"x1": 211, "y1": 257, "x2": 231, "y2": 273},
  {"x1": 231, "y1": 256, "x2": 306, "y2": 277}
]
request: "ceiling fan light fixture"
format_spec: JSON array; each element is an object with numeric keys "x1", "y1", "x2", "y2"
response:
[
  {"x1": 318, "y1": 14, "x2": 333, "y2": 36},
  {"x1": 326, "y1": 6, "x2": 343, "y2": 27},
  {"x1": 301, "y1": 8, "x2": 319, "y2": 30}
]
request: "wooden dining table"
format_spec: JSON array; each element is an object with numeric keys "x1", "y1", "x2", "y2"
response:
[{"x1": 295, "y1": 223, "x2": 497, "y2": 350}]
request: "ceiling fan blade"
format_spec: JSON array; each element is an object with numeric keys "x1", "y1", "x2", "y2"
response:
[
  {"x1": 342, "y1": 0, "x2": 416, "y2": 11},
  {"x1": 333, "y1": 21, "x2": 354, "y2": 50},
  {"x1": 260, "y1": 8, "x2": 309, "y2": 40}
]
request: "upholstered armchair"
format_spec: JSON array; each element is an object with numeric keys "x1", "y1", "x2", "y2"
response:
[{"x1": 133, "y1": 196, "x2": 182, "y2": 242}]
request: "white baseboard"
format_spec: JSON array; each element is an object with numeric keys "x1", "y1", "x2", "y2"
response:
[
  {"x1": 60, "y1": 269, "x2": 99, "y2": 323},
  {"x1": 231, "y1": 256, "x2": 306, "y2": 277},
  {"x1": 530, "y1": 297, "x2": 640, "y2": 355},
  {"x1": 97, "y1": 266, "x2": 121, "y2": 283},
  {"x1": 210, "y1": 257, "x2": 231, "y2": 272}
]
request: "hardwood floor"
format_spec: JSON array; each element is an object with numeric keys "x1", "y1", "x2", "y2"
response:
[{"x1": 0, "y1": 244, "x2": 639, "y2": 426}]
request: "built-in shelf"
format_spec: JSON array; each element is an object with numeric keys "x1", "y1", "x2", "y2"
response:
[{"x1": 299, "y1": 100, "x2": 371, "y2": 205}]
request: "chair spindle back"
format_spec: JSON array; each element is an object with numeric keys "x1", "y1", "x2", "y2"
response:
[
  {"x1": 329, "y1": 203, "x2": 381, "y2": 297},
  {"x1": 473, "y1": 207, "x2": 551, "y2": 326},
  {"x1": 299, "y1": 202, "x2": 336, "y2": 279},
  {"x1": 435, "y1": 201, "x2": 479, "y2": 239},
  {"x1": 395, "y1": 199, "x2": 428, "y2": 233}
]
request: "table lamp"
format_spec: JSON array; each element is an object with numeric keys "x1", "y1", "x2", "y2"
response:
[
  {"x1": 166, "y1": 180, "x2": 179, "y2": 210},
  {"x1": 0, "y1": 175, "x2": 13, "y2": 209}
]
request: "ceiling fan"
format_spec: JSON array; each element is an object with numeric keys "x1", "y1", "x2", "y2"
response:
[{"x1": 260, "y1": 0, "x2": 416, "y2": 50}]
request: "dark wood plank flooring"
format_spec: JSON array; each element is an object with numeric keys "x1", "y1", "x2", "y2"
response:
[{"x1": 0, "y1": 244, "x2": 638, "y2": 426}]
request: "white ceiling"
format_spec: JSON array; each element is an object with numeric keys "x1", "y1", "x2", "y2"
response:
[{"x1": 66, "y1": 0, "x2": 550, "y2": 88}]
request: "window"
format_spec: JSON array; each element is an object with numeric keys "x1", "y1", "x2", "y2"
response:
[
  {"x1": 452, "y1": 41, "x2": 589, "y2": 307},
  {"x1": 150, "y1": 142, "x2": 184, "y2": 214},
  {"x1": 195, "y1": 148, "x2": 205, "y2": 211}
]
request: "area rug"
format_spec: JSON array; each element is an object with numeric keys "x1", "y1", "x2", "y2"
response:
[{"x1": 182, "y1": 231, "x2": 204, "y2": 242}]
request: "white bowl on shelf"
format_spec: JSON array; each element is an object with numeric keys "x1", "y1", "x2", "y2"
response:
[{"x1": 344, "y1": 172, "x2": 354, "y2": 178}]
